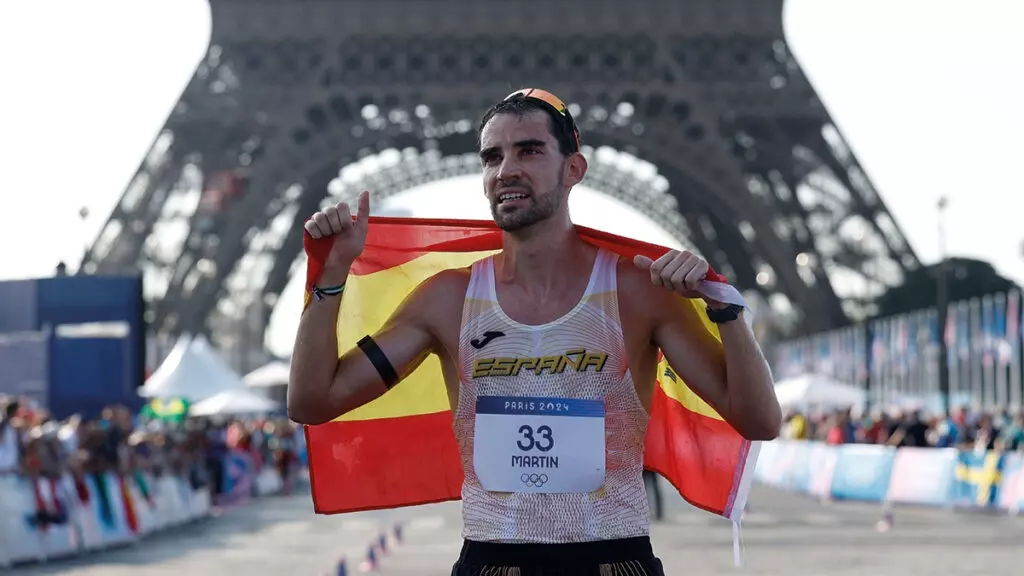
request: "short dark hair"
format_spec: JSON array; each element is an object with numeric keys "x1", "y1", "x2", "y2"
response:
[{"x1": 478, "y1": 94, "x2": 580, "y2": 156}]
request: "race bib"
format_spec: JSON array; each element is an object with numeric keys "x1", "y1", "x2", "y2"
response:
[{"x1": 473, "y1": 396, "x2": 606, "y2": 493}]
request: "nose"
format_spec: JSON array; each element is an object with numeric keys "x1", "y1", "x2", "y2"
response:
[{"x1": 496, "y1": 155, "x2": 522, "y2": 182}]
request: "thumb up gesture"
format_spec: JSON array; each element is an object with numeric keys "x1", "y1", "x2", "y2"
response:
[{"x1": 304, "y1": 191, "x2": 371, "y2": 269}]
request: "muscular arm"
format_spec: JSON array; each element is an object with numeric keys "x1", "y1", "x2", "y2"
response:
[
  {"x1": 640, "y1": 277, "x2": 781, "y2": 440},
  {"x1": 287, "y1": 268, "x2": 450, "y2": 425}
]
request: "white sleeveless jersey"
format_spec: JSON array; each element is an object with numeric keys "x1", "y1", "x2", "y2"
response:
[{"x1": 453, "y1": 248, "x2": 651, "y2": 543}]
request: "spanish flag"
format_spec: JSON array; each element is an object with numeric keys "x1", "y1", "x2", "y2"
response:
[{"x1": 302, "y1": 217, "x2": 760, "y2": 522}]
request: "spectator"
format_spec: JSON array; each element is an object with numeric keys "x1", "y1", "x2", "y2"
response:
[
  {"x1": 0, "y1": 395, "x2": 307, "y2": 513},
  {"x1": 997, "y1": 413, "x2": 1024, "y2": 452},
  {"x1": 772, "y1": 403, "x2": 1023, "y2": 454},
  {"x1": 887, "y1": 410, "x2": 930, "y2": 448},
  {"x1": 0, "y1": 399, "x2": 21, "y2": 474},
  {"x1": 971, "y1": 414, "x2": 1000, "y2": 453}
]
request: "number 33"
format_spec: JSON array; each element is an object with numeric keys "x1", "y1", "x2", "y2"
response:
[{"x1": 517, "y1": 424, "x2": 554, "y2": 452}]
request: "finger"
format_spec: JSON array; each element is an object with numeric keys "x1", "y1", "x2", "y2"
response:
[
  {"x1": 656, "y1": 252, "x2": 686, "y2": 288},
  {"x1": 667, "y1": 251, "x2": 695, "y2": 283},
  {"x1": 668, "y1": 263, "x2": 691, "y2": 293},
  {"x1": 303, "y1": 218, "x2": 323, "y2": 238},
  {"x1": 650, "y1": 264, "x2": 664, "y2": 288},
  {"x1": 326, "y1": 204, "x2": 348, "y2": 233},
  {"x1": 682, "y1": 266, "x2": 703, "y2": 291},
  {"x1": 335, "y1": 203, "x2": 353, "y2": 233},
  {"x1": 683, "y1": 260, "x2": 708, "y2": 291},
  {"x1": 311, "y1": 212, "x2": 332, "y2": 237},
  {"x1": 648, "y1": 251, "x2": 676, "y2": 275},
  {"x1": 633, "y1": 255, "x2": 654, "y2": 270},
  {"x1": 648, "y1": 251, "x2": 677, "y2": 287},
  {"x1": 355, "y1": 191, "x2": 370, "y2": 226}
]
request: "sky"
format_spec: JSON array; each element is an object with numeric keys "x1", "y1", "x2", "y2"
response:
[{"x1": 1, "y1": 0, "x2": 1022, "y2": 358}]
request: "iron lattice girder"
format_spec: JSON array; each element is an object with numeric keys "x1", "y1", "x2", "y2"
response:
[{"x1": 84, "y1": 0, "x2": 919, "y2": 349}]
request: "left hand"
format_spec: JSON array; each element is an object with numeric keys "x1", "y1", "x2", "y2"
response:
[{"x1": 634, "y1": 250, "x2": 725, "y2": 307}]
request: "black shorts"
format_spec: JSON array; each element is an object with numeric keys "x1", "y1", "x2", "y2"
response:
[{"x1": 451, "y1": 536, "x2": 665, "y2": 576}]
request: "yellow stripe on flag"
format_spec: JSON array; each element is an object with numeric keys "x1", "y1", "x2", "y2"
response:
[
  {"x1": 657, "y1": 358, "x2": 723, "y2": 421},
  {"x1": 332, "y1": 250, "x2": 499, "y2": 422},
  {"x1": 655, "y1": 299, "x2": 725, "y2": 421}
]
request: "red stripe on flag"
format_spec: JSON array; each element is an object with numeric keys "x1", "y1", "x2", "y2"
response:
[
  {"x1": 303, "y1": 217, "x2": 731, "y2": 283},
  {"x1": 306, "y1": 393, "x2": 748, "y2": 517},
  {"x1": 643, "y1": 385, "x2": 750, "y2": 517},
  {"x1": 305, "y1": 412, "x2": 464, "y2": 514}
]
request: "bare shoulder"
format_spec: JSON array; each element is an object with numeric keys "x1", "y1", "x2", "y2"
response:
[
  {"x1": 614, "y1": 256, "x2": 669, "y2": 320},
  {"x1": 400, "y1": 266, "x2": 471, "y2": 317},
  {"x1": 421, "y1": 266, "x2": 472, "y2": 293},
  {"x1": 613, "y1": 255, "x2": 704, "y2": 328}
]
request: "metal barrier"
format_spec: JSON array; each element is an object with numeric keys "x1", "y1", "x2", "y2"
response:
[
  {"x1": 0, "y1": 452, "x2": 290, "y2": 568},
  {"x1": 756, "y1": 440, "x2": 1024, "y2": 516}
]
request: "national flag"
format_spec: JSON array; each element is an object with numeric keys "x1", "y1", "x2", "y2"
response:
[
  {"x1": 953, "y1": 451, "x2": 1004, "y2": 507},
  {"x1": 944, "y1": 303, "x2": 956, "y2": 348},
  {"x1": 997, "y1": 293, "x2": 1011, "y2": 366},
  {"x1": 301, "y1": 217, "x2": 759, "y2": 522},
  {"x1": 981, "y1": 297, "x2": 995, "y2": 367},
  {"x1": 1006, "y1": 291, "x2": 1020, "y2": 343}
]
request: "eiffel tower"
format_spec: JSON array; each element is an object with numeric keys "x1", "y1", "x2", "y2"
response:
[{"x1": 80, "y1": 0, "x2": 919, "y2": 370}]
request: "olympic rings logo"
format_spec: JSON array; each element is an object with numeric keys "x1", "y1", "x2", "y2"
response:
[{"x1": 520, "y1": 473, "x2": 548, "y2": 487}]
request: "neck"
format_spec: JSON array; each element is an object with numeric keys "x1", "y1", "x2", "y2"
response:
[{"x1": 497, "y1": 219, "x2": 593, "y2": 291}]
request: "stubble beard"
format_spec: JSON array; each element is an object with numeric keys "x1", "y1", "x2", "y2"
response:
[{"x1": 491, "y1": 173, "x2": 565, "y2": 233}]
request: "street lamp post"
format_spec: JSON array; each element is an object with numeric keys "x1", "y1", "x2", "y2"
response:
[{"x1": 936, "y1": 196, "x2": 950, "y2": 415}]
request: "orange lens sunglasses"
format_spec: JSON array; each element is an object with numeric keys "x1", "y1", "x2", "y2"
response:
[{"x1": 504, "y1": 88, "x2": 581, "y2": 152}]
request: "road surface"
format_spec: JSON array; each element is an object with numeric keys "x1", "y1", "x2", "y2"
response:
[{"x1": 11, "y1": 480, "x2": 1022, "y2": 575}]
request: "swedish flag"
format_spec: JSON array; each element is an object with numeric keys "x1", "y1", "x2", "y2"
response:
[{"x1": 953, "y1": 451, "x2": 1004, "y2": 507}]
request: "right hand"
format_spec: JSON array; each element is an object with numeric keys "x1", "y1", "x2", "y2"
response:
[{"x1": 303, "y1": 190, "x2": 370, "y2": 268}]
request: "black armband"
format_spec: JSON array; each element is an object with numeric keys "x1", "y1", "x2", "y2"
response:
[{"x1": 357, "y1": 335, "x2": 399, "y2": 389}]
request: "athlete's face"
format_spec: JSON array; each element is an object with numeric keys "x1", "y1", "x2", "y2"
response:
[{"x1": 478, "y1": 110, "x2": 584, "y2": 232}]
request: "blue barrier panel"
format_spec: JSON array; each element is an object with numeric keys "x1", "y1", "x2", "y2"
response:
[
  {"x1": 951, "y1": 451, "x2": 1004, "y2": 509},
  {"x1": 0, "y1": 468, "x2": 221, "y2": 568},
  {"x1": 753, "y1": 440, "x2": 780, "y2": 483},
  {"x1": 758, "y1": 441, "x2": 800, "y2": 487},
  {"x1": 755, "y1": 440, "x2": 1024, "y2": 517},
  {"x1": 806, "y1": 444, "x2": 839, "y2": 498},
  {"x1": 221, "y1": 451, "x2": 254, "y2": 505},
  {"x1": 828, "y1": 445, "x2": 896, "y2": 502},
  {"x1": 782, "y1": 442, "x2": 815, "y2": 493},
  {"x1": 996, "y1": 453, "x2": 1024, "y2": 512},
  {"x1": 885, "y1": 447, "x2": 957, "y2": 506}
]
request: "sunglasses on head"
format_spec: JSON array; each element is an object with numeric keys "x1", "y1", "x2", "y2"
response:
[{"x1": 504, "y1": 88, "x2": 581, "y2": 152}]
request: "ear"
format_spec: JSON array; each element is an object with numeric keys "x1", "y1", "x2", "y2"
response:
[{"x1": 564, "y1": 152, "x2": 588, "y2": 188}]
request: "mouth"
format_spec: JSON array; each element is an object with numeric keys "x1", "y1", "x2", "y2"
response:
[{"x1": 496, "y1": 190, "x2": 531, "y2": 206}]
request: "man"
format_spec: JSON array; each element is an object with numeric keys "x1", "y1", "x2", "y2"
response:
[
  {"x1": 0, "y1": 399, "x2": 24, "y2": 567},
  {"x1": 289, "y1": 88, "x2": 781, "y2": 574},
  {"x1": 0, "y1": 399, "x2": 20, "y2": 475}
]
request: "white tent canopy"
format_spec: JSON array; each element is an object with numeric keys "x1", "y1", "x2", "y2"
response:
[
  {"x1": 189, "y1": 388, "x2": 281, "y2": 417},
  {"x1": 244, "y1": 360, "x2": 290, "y2": 388},
  {"x1": 139, "y1": 335, "x2": 246, "y2": 402},
  {"x1": 774, "y1": 374, "x2": 867, "y2": 411}
]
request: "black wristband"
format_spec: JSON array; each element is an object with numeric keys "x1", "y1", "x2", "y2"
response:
[
  {"x1": 706, "y1": 303, "x2": 744, "y2": 324},
  {"x1": 357, "y1": 335, "x2": 399, "y2": 389}
]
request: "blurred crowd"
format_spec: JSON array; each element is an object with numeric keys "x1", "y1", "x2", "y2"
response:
[
  {"x1": 0, "y1": 395, "x2": 303, "y2": 502},
  {"x1": 781, "y1": 405, "x2": 1024, "y2": 453}
]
